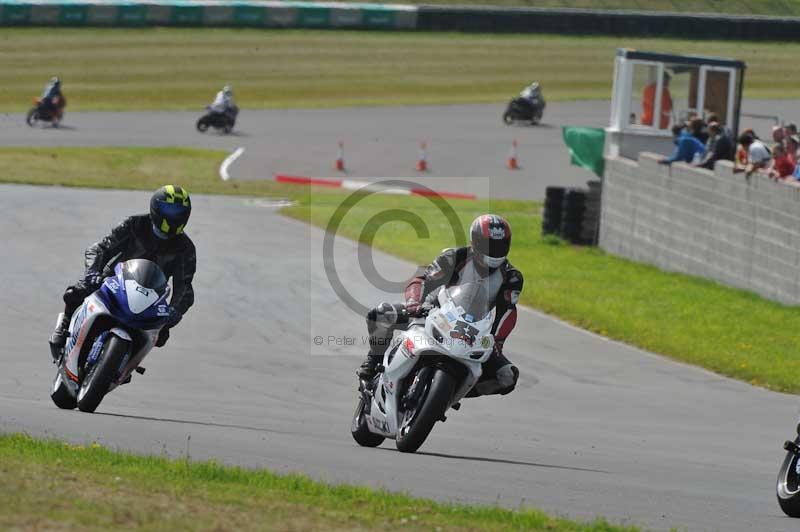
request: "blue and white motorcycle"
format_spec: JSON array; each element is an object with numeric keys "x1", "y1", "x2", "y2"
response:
[{"x1": 50, "y1": 259, "x2": 171, "y2": 413}]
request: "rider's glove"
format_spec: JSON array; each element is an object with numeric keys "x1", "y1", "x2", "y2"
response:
[
  {"x1": 84, "y1": 271, "x2": 103, "y2": 288},
  {"x1": 406, "y1": 301, "x2": 433, "y2": 318},
  {"x1": 404, "y1": 300, "x2": 422, "y2": 317}
]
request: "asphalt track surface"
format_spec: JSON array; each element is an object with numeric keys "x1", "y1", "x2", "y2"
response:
[
  {"x1": 2, "y1": 183, "x2": 799, "y2": 532},
  {"x1": 3, "y1": 100, "x2": 800, "y2": 531}
]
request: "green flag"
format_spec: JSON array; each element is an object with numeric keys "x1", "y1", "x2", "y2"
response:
[{"x1": 562, "y1": 126, "x2": 606, "y2": 178}]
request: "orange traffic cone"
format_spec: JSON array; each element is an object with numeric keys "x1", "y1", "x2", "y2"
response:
[
  {"x1": 416, "y1": 141, "x2": 428, "y2": 172},
  {"x1": 335, "y1": 141, "x2": 345, "y2": 172},
  {"x1": 507, "y1": 140, "x2": 520, "y2": 170}
]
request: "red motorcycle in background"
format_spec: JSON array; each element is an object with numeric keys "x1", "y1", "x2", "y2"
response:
[{"x1": 27, "y1": 94, "x2": 66, "y2": 127}]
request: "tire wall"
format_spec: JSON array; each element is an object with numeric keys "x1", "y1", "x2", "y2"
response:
[
  {"x1": 1, "y1": 1, "x2": 798, "y2": 41},
  {"x1": 600, "y1": 153, "x2": 800, "y2": 305}
]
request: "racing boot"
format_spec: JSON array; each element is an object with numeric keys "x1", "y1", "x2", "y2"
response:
[{"x1": 48, "y1": 313, "x2": 69, "y2": 362}]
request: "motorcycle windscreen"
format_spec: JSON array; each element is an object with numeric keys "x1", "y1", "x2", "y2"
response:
[
  {"x1": 121, "y1": 259, "x2": 168, "y2": 296},
  {"x1": 103, "y1": 259, "x2": 171, "y2": 328},
  {"x1": 440, "y1": 281, "x2": 493, "y2": 323}
]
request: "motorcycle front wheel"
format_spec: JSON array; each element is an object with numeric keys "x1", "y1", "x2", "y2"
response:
[
  {"x1": 395, "y1": 369, "x2": 454, "y2": 453},
  {"x1": 196, "y1": 116, "x2": 210, "y2": 133},
  {"x1": 77, "y1": 335, "x2": 129, "y2": 413},
  {"x1": 502, "y1": 110, "x2": 514, "y2": 125},
  {"x1": 26, "y1": 108, "x2": 39, "y2": 127},
  {"x1": 351, "y1": 395, "x2": 385, "y2": 447},
  {"x1": 50, "y1": 371, "x2": 77, "y2": 410},
  {"x1": 778, "y1": 436, "x2": 800, "y2": 517}
]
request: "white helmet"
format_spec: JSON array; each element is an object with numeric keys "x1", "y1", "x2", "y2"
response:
[{"x1": 223, "y1": 85, "x2": 232, "y2": 96}]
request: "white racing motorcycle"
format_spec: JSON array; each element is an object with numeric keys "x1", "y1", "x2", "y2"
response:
[
  {"x1": 50, "y1": 259, "x2": 171, "y2": 413},
  {"x1": 351, "y1": 281, "x2": 495, "y2": 453}
]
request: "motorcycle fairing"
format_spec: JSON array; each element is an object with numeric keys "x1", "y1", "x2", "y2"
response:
[
  {"x1": 367, "y1": 313, "x2": 492, "y2": 438},
  {"x1": 62, "y1": 266, "x2": 167, "y2": 387}
]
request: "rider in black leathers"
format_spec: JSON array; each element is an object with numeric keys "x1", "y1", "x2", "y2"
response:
[
  {"x1": 358, "y1": 214, "x2": 523, "y2": 397},
  {"x1": 48, "y1": 186, "x2": 196, "y2": 360},
  {"x1": 40, "y1": 76, "x2": 65, "y2": 118}
]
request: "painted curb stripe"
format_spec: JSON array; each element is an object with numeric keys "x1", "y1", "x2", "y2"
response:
[
  {"x1": 273, "y1": 174, "x2": 477, "y2": 200},
  {"x1": 275, "y1": 175, "x2": 343, "y2": 188}
]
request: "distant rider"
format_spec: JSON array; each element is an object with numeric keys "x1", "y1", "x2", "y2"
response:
[
  {"x1": 40, "y1": 76, "x2": 66, "y2": 119},
  {"x1": 209, "y1": 85, "x2": 238, "y2": 122},
  {"x1": 49, "y1": 186, "x2": 196, "y2": 360},
  {"x1": 520, "y1": 81, "x2": 542, "y2": 103},
  {"x1": 357, "y1": 214, "x2": 523, "y2": 397}
]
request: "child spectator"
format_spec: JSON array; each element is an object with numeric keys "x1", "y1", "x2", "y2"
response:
[{"x1": 768, "y1": 143, "x2": 795, "y2": 180}]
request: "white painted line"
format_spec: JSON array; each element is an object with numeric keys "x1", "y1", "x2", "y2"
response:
[
  {"x1": 219, "y1": 147, "x2": 245, "y2": 181},
  {"x1": 341, "y1": 179, "x2": 411, "y2": 195},
  {"x1": 245, "y1": 198, "x2": 297, "y2": 209}
]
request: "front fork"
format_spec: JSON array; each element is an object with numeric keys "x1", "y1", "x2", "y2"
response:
[{"x1": 49, "y1": 312, "x2": 67, "y2": 363}]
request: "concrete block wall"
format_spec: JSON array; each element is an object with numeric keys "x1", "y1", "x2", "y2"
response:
[{"x1": 600, "y1": 152, "x2": 800, "y2": 305}]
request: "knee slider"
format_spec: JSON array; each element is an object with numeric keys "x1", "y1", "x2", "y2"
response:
[{"x1": 497, "y1": 364, "x2": 519, "y2": 395}]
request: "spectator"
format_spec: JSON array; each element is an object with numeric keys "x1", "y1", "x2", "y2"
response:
[
  {"x1": 736, "y1": 131, "x2": 772, "y2": 178},
  {"x1": 768, "y1": 143, "x2": 795, "y2": 180},
  {"x1": 785, "y1": 135, "x2": 799, "y2": 165},
  {"x1": 660, "y1": 124, "x2": 705, "y2": 165},
  {"x1": 688, "y1": 116, "x2": 709, "y2": 144},
  {"x1": 784, "y1": 123, "x2": 798, "y2": 139},
  {"x1": 772, "y1": 125, "x2": 785, "y2": 145},
  {"x1": 642, "y1": 72, "x2": 672, "y2": 129},
  {"x1": 792, "y1": 160, "x2": 800, "y2": 181},
  {"x1": 735, "y1": 127, "x2": 755, "y2": 170},
  {"x1": 696, "y1": 121, "x2": 733, "y2": 170}
]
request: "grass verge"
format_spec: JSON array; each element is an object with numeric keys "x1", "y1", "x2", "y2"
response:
[
  {"x1": 0, "y1": 28, "x2": 798, "y2": 112},
  {"x1": 0, "y1": 433, "x2": 637, "y2": 531},
  {"x1": 3, "y1": 146, "x2": 799, "y2": 393},
  {"x1": 0, "y1": 146, "x2": 296, "y2": 197}
]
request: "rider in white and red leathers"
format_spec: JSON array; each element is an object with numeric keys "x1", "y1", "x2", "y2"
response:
[
  {"x1": 358, "y1": 214, "x2": 522, "y2": 397},
  {"x1": 209, "y1": 85, "x2": 238, "y2": 121}
]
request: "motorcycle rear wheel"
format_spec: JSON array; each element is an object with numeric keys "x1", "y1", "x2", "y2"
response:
[
  {"x1": 351, "y1": 396, "x2": 385, "y2": 447},
  {"x1": 26, "y1": 108, "x2": 39, "y2": 127},
  {"x1": 50, "y1": 371, "x2": 77, "y2": 410},
  {"x1": 395, "y1": 369, "x2": 454, "y2": 453},
  {"x1": 77, "y1": 335, "x2": 129, "y2": 413}
]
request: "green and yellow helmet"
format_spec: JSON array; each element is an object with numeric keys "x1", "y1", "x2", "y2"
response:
[{"x1": 150, "y1": 185, "x2": 191, "y2": 239}]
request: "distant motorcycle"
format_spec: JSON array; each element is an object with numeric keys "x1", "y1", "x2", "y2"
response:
[
  {"x1": 196, "y1": 105, "x2": 238, "y2": 134},
  {"x1": 351, "y1": 281, "x2": 496, "y2": 453},
  {"x1": 49, "y1": 259, "x2": 171, "y2": 413},
  {"x1": 26, "y1": 95, "x2": 66, "y2": 127},
  {"x1": 503, "y1": 82, "x2": 545, "y2": 126}
]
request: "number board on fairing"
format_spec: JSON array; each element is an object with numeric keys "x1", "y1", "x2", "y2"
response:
[{"x1": 450, "y1": 321, "x2": 479, "y2": 346}]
